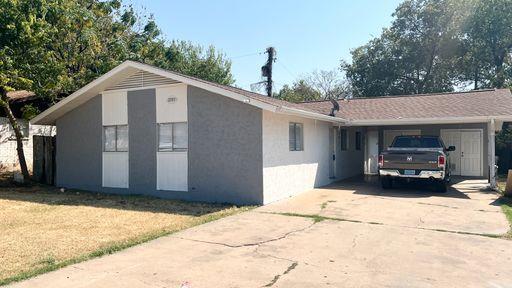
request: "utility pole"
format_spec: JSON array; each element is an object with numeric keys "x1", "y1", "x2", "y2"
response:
[{"x1": 261, "y1": 47, "x2": 276, "y2": 97}]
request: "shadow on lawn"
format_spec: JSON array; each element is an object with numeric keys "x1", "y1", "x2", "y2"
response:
[{"x1": 0, "y1": 173, "x2": 234, "y2": 217}]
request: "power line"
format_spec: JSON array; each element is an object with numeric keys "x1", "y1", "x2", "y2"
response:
[
  {"x1": 230, "y1": 51, "x2": 265, "y2": 59},
  {"x1": 277, "y1": 59, "x2": 296, "y2": 79}
]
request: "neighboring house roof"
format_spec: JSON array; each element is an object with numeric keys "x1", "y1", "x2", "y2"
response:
[
  {"x1": 31, "y1": 61, "x2": 343, "y2": 125},
  {"x1": 6, "y1": 90, "x2": 36, "y2": 102},
  {"x1": 300, "y1": 89, "x2": 512, "y2": 125}
]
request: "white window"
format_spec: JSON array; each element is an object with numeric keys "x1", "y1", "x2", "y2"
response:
[
  {"x1": 289, "y1": 122, "x2": 303, "y2": 151},
  {"x1": 103, "y1": 125, "x2": 128, "y2": 152},
  {"x1": 158, "y1": 122, "x2": 188, "y2": 151}
]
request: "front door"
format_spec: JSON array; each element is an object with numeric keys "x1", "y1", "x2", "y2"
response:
[
  {"x1": 460, "y1": 130, "x2": 482, "y2": 176},
  {"x1": 365, "y1": 130, "x2": 379, "y2": 174}
]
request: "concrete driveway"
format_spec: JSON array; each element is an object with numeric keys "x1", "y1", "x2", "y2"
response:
[{"x1": 10, "y1": 178, "x2": 512, "y2": 288}]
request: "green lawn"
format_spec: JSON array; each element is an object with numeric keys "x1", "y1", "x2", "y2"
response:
[{"x1": 497, "y1": 175, "x2": 512, "y2": 239}]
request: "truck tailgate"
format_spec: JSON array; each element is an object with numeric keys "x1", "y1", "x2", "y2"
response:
[{"x1": 382, "y1": 150, "x2": 440, "y2": 170}]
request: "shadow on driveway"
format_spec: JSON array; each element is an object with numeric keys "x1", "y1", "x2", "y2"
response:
[{"x1": 323, "y1": 175, "x2": 497, "y2": 200}]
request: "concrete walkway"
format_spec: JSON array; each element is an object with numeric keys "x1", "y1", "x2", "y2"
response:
[{"x1": 10, "y1": 178, "x2": 512, "y2": 287}]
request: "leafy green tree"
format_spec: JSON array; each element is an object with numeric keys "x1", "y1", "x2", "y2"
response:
[
  {"x1": 162, "y1": 41, "x2": 234, "y2": 85},
  {"x1": 0, "y1": 0, "x2": 234, "y2": 180},
  {"x1": 460, "y1": 0, "x2": 512, "y2": 89},
  {"x1": 275, "y1": 80, "x2": 321, "y2": 103},
  {"x1": 275, "y1": 69, "x2": 348, "y2": 102},
  {"x1": 342, "y1": 0, "x2": 460, "y2": 97}
]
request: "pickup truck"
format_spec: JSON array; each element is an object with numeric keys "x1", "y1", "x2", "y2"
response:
[{"x1": 378, "y1": 135, "x2": 455, "y2": 192}]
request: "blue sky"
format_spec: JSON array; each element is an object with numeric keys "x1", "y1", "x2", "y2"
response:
[{"x1": 128, "y1": 0, "x2": 403, "y2": 91}]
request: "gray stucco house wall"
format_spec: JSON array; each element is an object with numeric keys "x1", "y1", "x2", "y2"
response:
[
  {"x1": 55, "y1": 96, "x2": 102, "y2": 191},
  {"x1": 55, "y1": 87, "x2": 263, "y2": 205}
]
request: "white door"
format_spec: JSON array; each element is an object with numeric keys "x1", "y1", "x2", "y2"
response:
[
  {"x1": 365, "y1": 130, "x2": 379, "y2": 174},
  {"x1": 440, "y1": 130, "x2": 461, "y2": 175},
  {"x1": 460, "y1": 131, "x2": 482, "y2": 176},
  {"x1": 383, "y1": 130, "x2": 421, "y2": 148}
]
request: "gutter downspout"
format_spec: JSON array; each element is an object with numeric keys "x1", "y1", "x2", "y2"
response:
[{"x1": 488, "y1": 118, "x2": 497, "y2": 189}]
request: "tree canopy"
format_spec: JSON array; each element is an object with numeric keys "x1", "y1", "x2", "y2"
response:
[
  {"x1": 0, "y1": 0, "x2": 235, "y2": 179},
  {"x1": 0, "y1": 0, "x2": 234, "y2": 108},
  {"x1": 275, "y1": 69, "x2": 349, "y2": 103},
  {"x1": 342, "y1": 0, "x2": 512, "y2": 97}
]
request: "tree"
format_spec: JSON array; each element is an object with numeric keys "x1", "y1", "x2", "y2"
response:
[
  {"x1": 342, "y1": 0, "x2": 461, "y2": 97},
  {"x1": 0, "y1": 0, "x2": 56, "y2": 179},
  {"x1": 342, "y1": 0, "x2": 512, "y2": 96},
  {"x1": 0, "y1": 0, "x2": 234, "y2": 180},
  {"x1": 163, "y1": 41, "x2": 234, "y2": 85},
  {"x1": 460, "y1": 0, "x2": 512, "y2": 89},
  {"x1": 275, "y1": 69, "x2": 348, "y2": 103},
  {"x1": 305, "y1": 69, "x2": 350, "y2": 100},
  {"x1": 275, "y1": 80, "x2": 321, "y2": 103}
]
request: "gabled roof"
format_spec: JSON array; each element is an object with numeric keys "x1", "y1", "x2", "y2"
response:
[
  {"x1": 31, "y1": 61, "x2": 344, "y2": 125},
  {"x1": 301, "y1": 89, "x2": 512, "y2": 125}
]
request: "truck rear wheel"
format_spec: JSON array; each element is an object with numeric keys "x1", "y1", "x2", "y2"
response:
[{"x1": 381, "y1": 178, "x2": 393, "y2": 189}]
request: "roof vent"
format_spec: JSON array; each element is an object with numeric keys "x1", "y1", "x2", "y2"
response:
[{"x1": 106, "y1": 70, "x2": 179, "y2": 91}]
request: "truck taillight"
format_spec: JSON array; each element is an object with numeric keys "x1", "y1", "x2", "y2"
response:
[
  {"x1": 438, "y1": 155, "x2": 445, "y2": 167},
  {"x1": 378, "y1": 155, "x2": 384, "y2": 167}
]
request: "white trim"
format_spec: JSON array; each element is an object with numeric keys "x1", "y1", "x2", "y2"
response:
[
  {"x1": 347, "y1": 115, "x2": 512, "y2": 126},
  {"x1": 32, "y1": 61, "x2": 342, "y2": 125},
  {"x1": 31, "y1": 63, "x2": 134, "y2": 125},
  {"x1": 488, "y1": 119, "x2": 497, "y2": 188},
  {"x1": 279, "y1": 106, "x2": 345, "y2": 124}
]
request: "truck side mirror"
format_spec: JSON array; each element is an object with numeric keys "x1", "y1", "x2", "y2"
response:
[{"x1": 447, "y1": 146, "x2": 456, "y2": 151}]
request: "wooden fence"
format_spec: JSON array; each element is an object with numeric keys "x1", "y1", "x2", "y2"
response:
[{"x1": 33, "y1": 135, "x2": 55, "y2": 185}]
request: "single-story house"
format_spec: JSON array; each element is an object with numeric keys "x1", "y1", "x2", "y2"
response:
[{"x1": 31, "y1": 61, "x2": 512, "y2": 205}]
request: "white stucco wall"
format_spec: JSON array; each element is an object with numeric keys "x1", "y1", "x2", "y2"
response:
[
  {"x1": 262, "y1": 110, "x2": 332, "y2": 204},
  {"x1": 0, "y1": 117, "x2": 55, "y2": 172}
]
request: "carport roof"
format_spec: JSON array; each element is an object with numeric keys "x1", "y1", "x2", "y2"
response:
[{"x1": 300, "y1": 89, "x2": 512, "y2": 125}]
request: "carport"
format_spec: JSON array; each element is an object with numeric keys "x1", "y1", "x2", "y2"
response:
[{"x1": 302, "y1": 89, "x2": 512, "y2": 188}]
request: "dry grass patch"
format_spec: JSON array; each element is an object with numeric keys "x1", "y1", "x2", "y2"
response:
[{"x1": 0, "y1": 184, "x2": 252, "y2": 285}]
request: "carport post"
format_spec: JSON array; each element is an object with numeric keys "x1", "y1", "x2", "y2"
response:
[{"x1": 488, "y1": 118, "x2": 497, "y2": 189}]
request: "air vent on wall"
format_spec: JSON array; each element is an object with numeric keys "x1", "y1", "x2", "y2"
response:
[{"x1": 105, "y1": 70, "x2": 180, "y2": 91}]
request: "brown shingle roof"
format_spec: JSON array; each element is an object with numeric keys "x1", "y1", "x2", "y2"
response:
[
  {"x1": 141, "y1": 63, "x2": 325, "y2": 115},
  {"x1": 300, "y1": 89, "x2": 512, "y2": 121},
  {"x1": 6, "y1": 90, "x2": 36, "y2": 102}
]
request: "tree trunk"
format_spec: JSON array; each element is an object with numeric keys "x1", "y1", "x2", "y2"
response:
[{"x1": 0, "y1": 86, "x2": 30, "y2": 180}]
